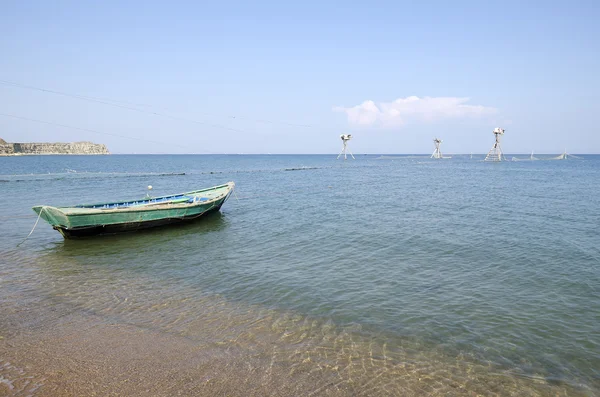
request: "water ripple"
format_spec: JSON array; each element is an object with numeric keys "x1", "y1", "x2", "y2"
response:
[{"x1": 0, "y1": 155, "x2": 599, "y2": 395}]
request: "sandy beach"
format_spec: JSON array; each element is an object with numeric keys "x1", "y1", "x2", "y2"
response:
[
  {"x1": 1, "y1": 310, "x2": 342, "y2": 397},
  {"x1": 1, "y1": 287, "x2": 586, "y2": 397}
]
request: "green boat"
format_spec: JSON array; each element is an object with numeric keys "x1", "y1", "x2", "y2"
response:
[{"x1": 32, "y1": 182, "x2": 235, "y2": 238}]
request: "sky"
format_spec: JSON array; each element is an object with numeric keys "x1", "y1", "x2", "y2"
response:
[{"x1": 1, "y1": 0, "x2": 599, "y2": 154}]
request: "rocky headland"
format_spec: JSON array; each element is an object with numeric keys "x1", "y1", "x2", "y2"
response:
[{"x1": 0, "y1": 138, "x2": 109, "y2": 155}]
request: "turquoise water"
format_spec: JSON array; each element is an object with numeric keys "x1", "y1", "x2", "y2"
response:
[{"x1": 1, "y1": 154, "x2": 599, "y2": 395}]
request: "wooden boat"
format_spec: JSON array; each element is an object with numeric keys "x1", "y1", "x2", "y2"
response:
[{"x1": 32, "y1": 182, "x2": 235, "y2": 238}]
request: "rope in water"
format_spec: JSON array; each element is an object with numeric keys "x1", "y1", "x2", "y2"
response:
[{"x1": 16, "y1": 206, "x2": 47, "y2": 247}]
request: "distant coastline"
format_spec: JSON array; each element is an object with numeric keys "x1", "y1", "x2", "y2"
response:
[{"x1": 0, "y1": 138, "x2": 109, "y2": 156}]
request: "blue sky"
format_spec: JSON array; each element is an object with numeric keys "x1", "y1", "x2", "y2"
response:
[{"x1": 1, "y1": 0, "x2": 598, "y2": 154}]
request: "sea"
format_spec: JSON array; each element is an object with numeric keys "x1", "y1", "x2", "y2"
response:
[{"x1": 0, "y1": 154, "x2": 598, "y2": 396}]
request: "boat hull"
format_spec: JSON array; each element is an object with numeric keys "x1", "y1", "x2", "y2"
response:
[
  {"x1": 32, "y1": 182, "x2": 234, "y2": 239},
  {"x1": 54, "y1": 203, "x2": 223, "y2": 238}
]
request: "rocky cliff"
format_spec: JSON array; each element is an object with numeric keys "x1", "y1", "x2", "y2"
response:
[{"x1": 0, "y1": 139, "x2": 109, "y2": 155}]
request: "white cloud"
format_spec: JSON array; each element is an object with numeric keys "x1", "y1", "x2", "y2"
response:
[{"x1": 333, "y1": 96, "x2": 497, "y2": 127}]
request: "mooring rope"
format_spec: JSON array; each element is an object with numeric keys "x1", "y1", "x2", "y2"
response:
[{"x1": 17, "y1": 206, "x2": 47, "y2": 247}]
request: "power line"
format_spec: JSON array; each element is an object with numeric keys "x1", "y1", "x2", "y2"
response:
[
  {"x1": 0, "y1": 79, "x2": 313, "y2": 129},
  {"x1": 0, "y1": 113, "x2": 218, "y2": 153},
  {"x1": 0, "y1": 80, "x2": 151, "y2": 108},
  {"x1": 0, "y1": 79, "x2": 249, "y2": 135}
]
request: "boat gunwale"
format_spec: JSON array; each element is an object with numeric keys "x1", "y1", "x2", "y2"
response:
[
  {"x1": 73, "y1": 182, "x2": 234, "y2": 209},
  {"x1": 56, "y1": 193, "x2": 229, "y2": 216}
]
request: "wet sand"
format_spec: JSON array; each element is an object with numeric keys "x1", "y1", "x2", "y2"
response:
[
  {"x1": 0, "y1": 251, "x2": 588, "y2": 396},
  {"x1": 1, "y1": 305, "x2": 586, "y2": 397},
  {"x1": 1, "y1": 312, "x2": 331, "y2": 397}
]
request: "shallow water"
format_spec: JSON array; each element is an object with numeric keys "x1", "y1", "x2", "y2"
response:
[{"x1": 0, "y1": 154, "x2": 599, "y2": 395}]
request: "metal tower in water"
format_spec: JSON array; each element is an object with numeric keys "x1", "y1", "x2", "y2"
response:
[
  {"x1": 431, "y1": 138, "x2": 443, "y2": 159},
  {"x1": 337, "y1": 134, "x2": 355, "y2": 160},
  {"x1": 484, "y1": 127, "x2": 505, "y2": 162}
]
